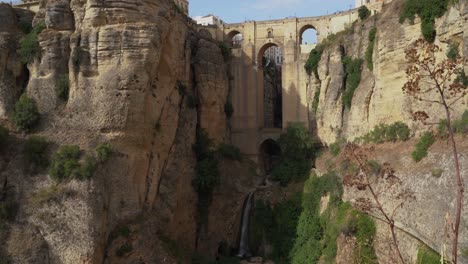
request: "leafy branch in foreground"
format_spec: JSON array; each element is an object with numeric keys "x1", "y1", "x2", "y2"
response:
[{"x1": 403, "y1": 38, "x2": 467, "y2": 263}]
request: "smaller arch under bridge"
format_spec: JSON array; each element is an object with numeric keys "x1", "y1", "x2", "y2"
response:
[{"x1": 213, "y1": 10, "x2": 360, "y2": 160}]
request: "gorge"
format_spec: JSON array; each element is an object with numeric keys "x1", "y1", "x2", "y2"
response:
[{"x1": 0, "y1": 0, "x2": 467, "y2": 263}]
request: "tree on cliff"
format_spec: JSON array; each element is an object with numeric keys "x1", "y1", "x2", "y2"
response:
[
  {"x1": 403, "y1": 38, "x2": 467, "y2": 263},
  {"x1": 343, "y1": 144, "x2": 414, "y2": 264}
]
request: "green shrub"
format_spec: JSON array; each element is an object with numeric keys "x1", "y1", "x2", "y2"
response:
[
  {"x1": 452, "y1": 110, "x2": 468, "y2": 134},
  {"x1": 311, "y1": 88, "x2": 321, "y2": 114},
  {"x1": 195, "y1": 157, "x2": 219, "y2": 193},
  {"x1": 271, "y1": 123, "x2": 317, "y2": 186},
  {"x1": 24, "y1": 136, "x2": 49, "y2": 168},
  {"x1": 224, "y1": 101, "x2": 234, "y2": 118},
  {"x1": 56, "y1": 74, "x2": 70, "y2": 101},
  {"x1": 72, "y1": 46, "x2": 84, "y2": 67},
  {"x1": 0, "y1": 126, "x2": 9, "y2": 149},
  {"x1": 358, "y1": 5, "x2": 371, "y2": 20},
  {"x1": 18, "y1": 22, "x2": 45, "y2": 64},
  {"x1": 193, "y1": 129, "x2": 219, "y2": 194},
  {"x1": 116, "y1": 242, "x2": 133, "y2": 257},
  {"x1": 13, "y1": 94, "x2": 40, "y2": 132},
  {"x1": 447, "y1": 42, "x2": 459, "y2": 59},
  {"x1": 219, "y1": 42, "x2": 232, "y2": 62},
  {"x1": 358, "y1": 122, "x2": 411, "y2": 144},
  {"x1": 455, "y1": 70, "x2": 468, "y2": 86},
  {"x1": 49, "y1": 145, "x2": 81, "y2": 182},
  {"x1": 304, "y1": 45, "x2": 323, "y2": 79},
  {"x1": 217, "y1": 143, "x2": 242, "y2": 161},
  {"x1": 400, "y1": 0, "x2": 450, "y2": 42},
  {"x1": 366, "y1": 28, "x2": 377, "y2": 71},
  {"x1": 18, "y1": 21, "x2": 32, "y2": 34},
  {"x1": 79, "y1": 155, "x2": 97, "y2": 180},
  {"x1": 412, "y1": 131, "x2": 435, "y2": 162},
  {"x1": 417, "y1": 245, "x2": 441, "y2": 264},
  {"x1": 329, "y1": 142, "x2": 341, "y2": 157},
  {"x1": 342, "y1": 56, "x2": 363, "y2": 109},
  {"x1": 96, "y1": 143, "x2": 112, "y2": 162}
]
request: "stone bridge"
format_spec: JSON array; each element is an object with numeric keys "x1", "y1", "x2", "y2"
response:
[{"x1": 205, "y1": 9, "x2": 363, "y2": 161}]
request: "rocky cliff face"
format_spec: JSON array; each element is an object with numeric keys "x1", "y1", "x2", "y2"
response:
[
  {"x1": 310, "y1": 0, "x2": 468, "y2": 145},
  {"x1": 0, "y1": 0, "x2": 235, "y2": 263}
]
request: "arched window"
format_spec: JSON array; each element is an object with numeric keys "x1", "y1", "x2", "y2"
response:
[{"x1": 267, "y1": 29, "x2": 273, "y2": 38}]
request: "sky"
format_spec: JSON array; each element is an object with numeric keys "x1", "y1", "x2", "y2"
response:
[
  {"x1": 190, "y1": 0, "x2": 354, "y2": 23},
  {"x1": 190, "y1": 0, "x2": 355, "y2": 43},
  {"x1": 2, "y1": 0, "x2": 355, "y2": 43}
]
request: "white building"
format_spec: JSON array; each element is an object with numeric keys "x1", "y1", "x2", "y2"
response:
[
  {"x1": 264, "y1": 46, "x2": 283, "y2": 66},
  {"x1": 192, "y1": 14, "x2": 223, "y2": 26}
]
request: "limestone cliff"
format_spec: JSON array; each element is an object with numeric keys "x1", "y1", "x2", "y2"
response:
[
  {"x1": 0, "y1": 0, "x2": 236, "y2": 263},
  {"x1": 309, "y1": 0, "x2": 468, "y2": 145}
]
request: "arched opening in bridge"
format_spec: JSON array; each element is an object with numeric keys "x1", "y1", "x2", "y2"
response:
[
  {"x1": 227, "y1": 30, "x2": 243, "y2": 48},
  {"x1": 300, "y1": 25, "x2": 318, "y2": 53},
  {"x1": 259, "y1": 139, "x2": 281, "y2": 175},
  {"x1": 258, "y1": 43, "x2": 283, "y2": 129}
]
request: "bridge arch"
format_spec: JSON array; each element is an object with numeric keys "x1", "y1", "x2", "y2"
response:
[
  {"x1": 257, "y1": 41, "x2": 284, "y2": 129},
  {"x1": 226, "y1": 30, "x2": 243, "y2": 47},
  {"x1": 299, "y1": 24, "x2": 318, "y2": 44},
  {"x1": 256, "y1": 41, "x2": 284, "y2": 66}
]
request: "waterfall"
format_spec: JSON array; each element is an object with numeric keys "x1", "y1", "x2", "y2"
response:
[{"x1": 237, "y1": 191, "x2": 255, "y2": 258}]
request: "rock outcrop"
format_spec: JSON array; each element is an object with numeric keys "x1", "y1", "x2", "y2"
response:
[{"x1": 310, "y1": 1, "x2": 468, "y2": 145}]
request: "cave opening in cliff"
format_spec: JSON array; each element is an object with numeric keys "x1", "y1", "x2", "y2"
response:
[
  {"x1": 259, "y1": 139, "x2": 281, "y2": 175},
  {"x1": 259, "y1": 44, "x2": 283, "y2": 129}
]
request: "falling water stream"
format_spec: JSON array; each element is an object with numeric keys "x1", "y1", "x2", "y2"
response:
[{"x1": 237, "y1": 191, "x2": 255, "y2": 258}]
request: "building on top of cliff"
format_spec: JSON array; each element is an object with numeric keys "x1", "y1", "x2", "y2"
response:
[
  {"x1": 193, "y1": 14, "x2": 224, "y2": 26},
  {"x1": 174, "y1": 0, "x2": 189, "y2": 15},
  {"x1": 15, "y1": 0, "x2": 40, "y2": 13}
]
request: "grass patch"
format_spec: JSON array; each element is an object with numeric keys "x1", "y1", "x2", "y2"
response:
[
  {"x1": 29, "y1": 185, "x2": 63, "y2": 205},
  {"x1": 412, "y1": 131, "x2": 435, "y2": 162},
  {"x1": 417, "y1": 245, "x2": 441, "y2": 264},
  {"x1": 356, "y1": 122, "x2": 411, "y2": 144},
  {"x1": 342, "y1": 56, "x2": 363, "y2": 109},
  {"x1": 13, "y1": 94, "x2": 40, "y2": 132}
]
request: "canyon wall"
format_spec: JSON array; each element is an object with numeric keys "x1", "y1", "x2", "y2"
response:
[
  {"x1": 309, "y1": 0, "x2": 468, "y2": 145},
  {"x1": 0, "y1": 0, "x2": 241, "y2": 263}
]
